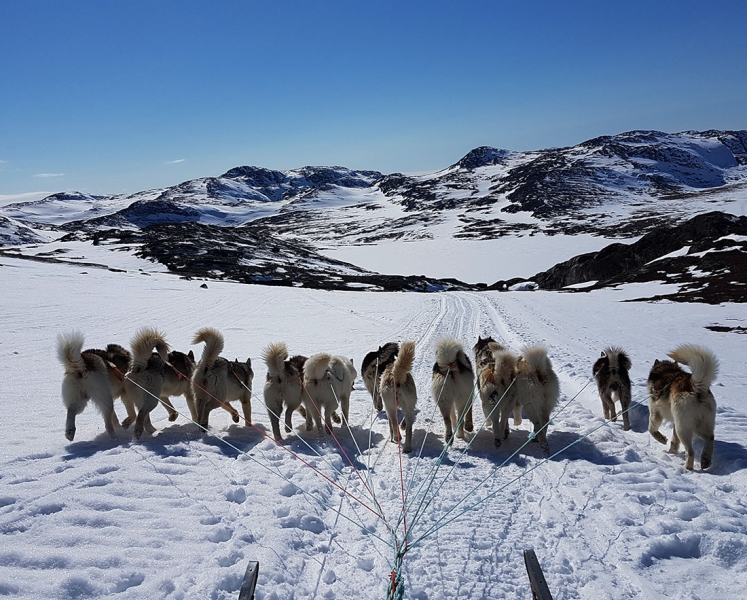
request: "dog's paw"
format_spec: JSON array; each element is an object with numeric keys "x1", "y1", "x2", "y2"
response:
[
  {"x1": 134, "y1": 425, "x2": 144, "y2": 440},
  {"x1": 493, "y1": 438, "x2": 502, "y2": 449},
  {"x1": 403, "y1": 445, "x2": 413, "y2": 454},
  {"x1": 651, "y1": 431, "x2": 668, "y2": 445},
  {"x1": 121, "y1": 417, "x2": 133, "y2": 429},
  {"x1": 65, "y1": 428, "x2": 76, "y2": 442},
  {"x1": 168, "y1": 413, "x2": 178, "y2": 422},
  {"x1": 701, "y1": 457, "x2": 712, "y2": 470},
  {"x1": 285, "y1": 425, "x2": 292, "y2": 433},
  {"x1": 232, "y1": 413, "x2": 240, "y2": 423}
]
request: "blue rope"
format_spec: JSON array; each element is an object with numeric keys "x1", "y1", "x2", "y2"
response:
[{"x1": 408, "y1": 397, "x2": 648, "y2": 548}]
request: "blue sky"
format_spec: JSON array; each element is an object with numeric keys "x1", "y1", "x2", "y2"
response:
[{"x1": 1, "y1": 0, "x2": 746, "y2": 200}]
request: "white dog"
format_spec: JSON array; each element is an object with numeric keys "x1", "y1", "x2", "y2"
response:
[
  {"x1": 262, "y1": 342, "x2": 307, "y2": 440},
  {"x1": 473, "y1": 336, "x2": 522, "y2": 447},
  {"x1": 512, "y1": 346, "x2": 559, "y2": 454},
  {"x1": 303, "y1": 353, "x2": 356, "y2": 434},
  {"x1": 57, "y1": 332, "x2": 122, "y2": 441},
  {"x1": 431, "y1": 338, "x2": 475, "y2": 443},
  {"x1": 486, "y1": 348, "x2": 524, "y2": 448},
  {"x1": 379, "y1": 341, "x2": 417, "y2": 453},
  {"x1": 191, "y1": 327, "x2": 253, "y2": 431},
  {"x1": 647, "y1": 344, "x2": 718, "y2": 470},
  {"x1": 123, "y1": 327, "x2": 170, "y2": 439}
]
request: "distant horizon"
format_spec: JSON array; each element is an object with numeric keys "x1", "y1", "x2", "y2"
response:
[
  {"x1": 2, "y1": 126, "x2": 745, "y2": 207},
  {"x1": 2, "y1": 0, "x2": 746, "y2": 200}
]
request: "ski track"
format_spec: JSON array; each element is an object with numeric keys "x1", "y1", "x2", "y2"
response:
[{"x1": 1, "y1": 265, "x2": 747, "y2": 599}]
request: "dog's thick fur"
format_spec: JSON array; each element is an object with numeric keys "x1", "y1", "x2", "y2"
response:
[
  {"x1": 593, "y1": 347, "x2": 633, "y2": 430},
  {"x1": 160, "y1": 350, "x2": 197, "y2": 422},
  {"x1": 123, "y1": 328, "x2": 170, "y2": 439},
  {"x1": 474, "y1": 336, "x2": 522, "y2": 447},
  {"x1": 379, "y1": 341, "x2": 417, "y2": 453},
  {"x1": 431, "y1": 338, "x2": 474, "y2": 442},
  {"x1": 57, "y1": 332, "x2": 125, "y2": 441},
  {"x1": 262, "y1": 342, "x2": 308, "y2": 440},
  {"x1": 361, "y1": 342, "x2": 399, "y2": 411},
  {"x1": 512, "y1": 346, "x2": 559, "y2": 454},
  {"x1": 303, "y1": 353, "x2": 357, "y2": 434},
  {"x1": 647, "y1": 345, "x2": 719, "y2": 470},
  {"x1": 191, "y1": 327, "x2": 253, "y2": 431}
]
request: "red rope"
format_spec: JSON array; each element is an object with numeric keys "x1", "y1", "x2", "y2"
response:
[{"x1": 301, "y1": 379, "x2": 386, "y2": 520}]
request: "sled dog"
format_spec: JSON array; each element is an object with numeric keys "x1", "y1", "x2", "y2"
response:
[
  {"x1": 57, "y1": 332, "x2": 129, "y2": 441},
  {"x1": 474, "y1": 336, "x2": 523, "y2": 447},
  {"x1": 160, "y1": 350, "x2": 198, "y2": 422},
  {"x1": 123, "y1": 327, "x2": 170, "y2": 439},
  {"x1": 379, "y1": 341, "x2": 417, "y2": 453},
  {"x1": 191, "y1": 327, "x2": 253, "y2": 431},
  {"x1": 431, "y1": 338, "x2": 475, "y2": 442},
  {"x1": 512, "y1": 346, "x2": 559, "y2": 454},
  {"x1": 262, "y1": 342, "x2": 309, "y2": 440},
  {"x1": 647, "y1": 344, "x2": 718, "y2": 470},
  {"x1": 303, "y1": 353, "x2": 357, "y2": 434},
  {"x1": 361, "y1": 342, "x2": 399, "y2": 411},
  {"x1": 593, "y1": 347, "x2": 632, "y2": 430}
]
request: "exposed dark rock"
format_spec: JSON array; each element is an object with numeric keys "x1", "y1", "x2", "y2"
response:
[{"x1": 490, "y1": 211, "x2": 747, "y2": 303}]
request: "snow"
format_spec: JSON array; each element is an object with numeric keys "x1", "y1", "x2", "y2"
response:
[
  {"x1": 319, "y1": 233, "x2": 611, "y2": 283},
  {"x1": 1, "y1": 252, "x2": 746, "y2": 600}
]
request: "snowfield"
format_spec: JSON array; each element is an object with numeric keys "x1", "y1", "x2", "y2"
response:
[{"x1": 1, "y1": 256, "x2": 746, "y2": 599}]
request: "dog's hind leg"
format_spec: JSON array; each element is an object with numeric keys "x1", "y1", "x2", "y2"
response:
[
  {"x1": 239, "y1": 394, "x2": 252, "y2": 426},
  {"x1": 648, "y1": 409, "x2": 668, "y2": 445},
  {"x1": 601, "y1": 391, "x2": 615, "y2": 422},
  {"x1": 619, "y1": 387, "x2": 632, "y2": 431},
  {"x1": 160, "y1": 396, "x2": 179, "y2": 422},
  {"x1": 700, "y1": 434, "x2": 715, "y2": 470},
  {"x1": 89, "y1": 379, "x2": 117, "y2": 440},
  {"x1": 119, "y1": 386, "x2": 138, "y2": 429},
  {"x1": 64, "y1": 407, "x2": 81, "y2": 442},
  {"x1": 184, "y1": 388, "x2": 198, "y2": 422},
  {"x1": 133, "y1": 393, "x2": 159, "y2": 440},
  {"x1": 667, "y1": 425, "x2": 680, "y2": 455},
  {"x1": 438, "y1": 401, "x2": 453, "y2": 443},
  {"x1": 464, "y1": 400, "x2": 474, "y2": 433}
]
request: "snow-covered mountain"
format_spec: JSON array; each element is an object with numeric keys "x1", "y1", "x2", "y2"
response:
[{"x1": 1, "y1": 130, "x2": 746, "y2": 295}]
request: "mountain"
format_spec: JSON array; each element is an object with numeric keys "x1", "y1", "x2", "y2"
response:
[{"x1": 1, "y1": 129, "x2": 746, "y2": 298}]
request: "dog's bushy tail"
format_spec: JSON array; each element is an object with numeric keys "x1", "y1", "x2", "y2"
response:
[
  {"x1": 57, "y1": 331, "x2": 86, "y2": 375},
  {"x1": 304, "y1": 353, "x2": 332, "y2": 383},
  {"x1": 130, "y1": 327, "x2": 170, "y2": 368},
  {"x1": 519, "y1": 345, "x2": 553, "y2": 377},
  {"x1": 668, "y1": 345, "x2": 719, "y2": 391},
  {"x1": 435, "y1": 338, "x2": 464, "y2": 367},
  {"x1": 262, "y1": 342, "x2": 288, "y2": 378},
  {"x1": 192, "y1": 327, "x2": 224, "y2": 367},
  {"x1": 392, "y1": 341, "x2": 415, "y2": 384}
]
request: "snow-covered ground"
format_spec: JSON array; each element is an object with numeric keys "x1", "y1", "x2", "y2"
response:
[{"x1": 1, "y1": 255, "x2": 746, "y2": 599}]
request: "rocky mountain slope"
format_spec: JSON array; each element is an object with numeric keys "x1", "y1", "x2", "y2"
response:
[{"x1": 1, "y1": 129, "x2": 745, "y2": 298}]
